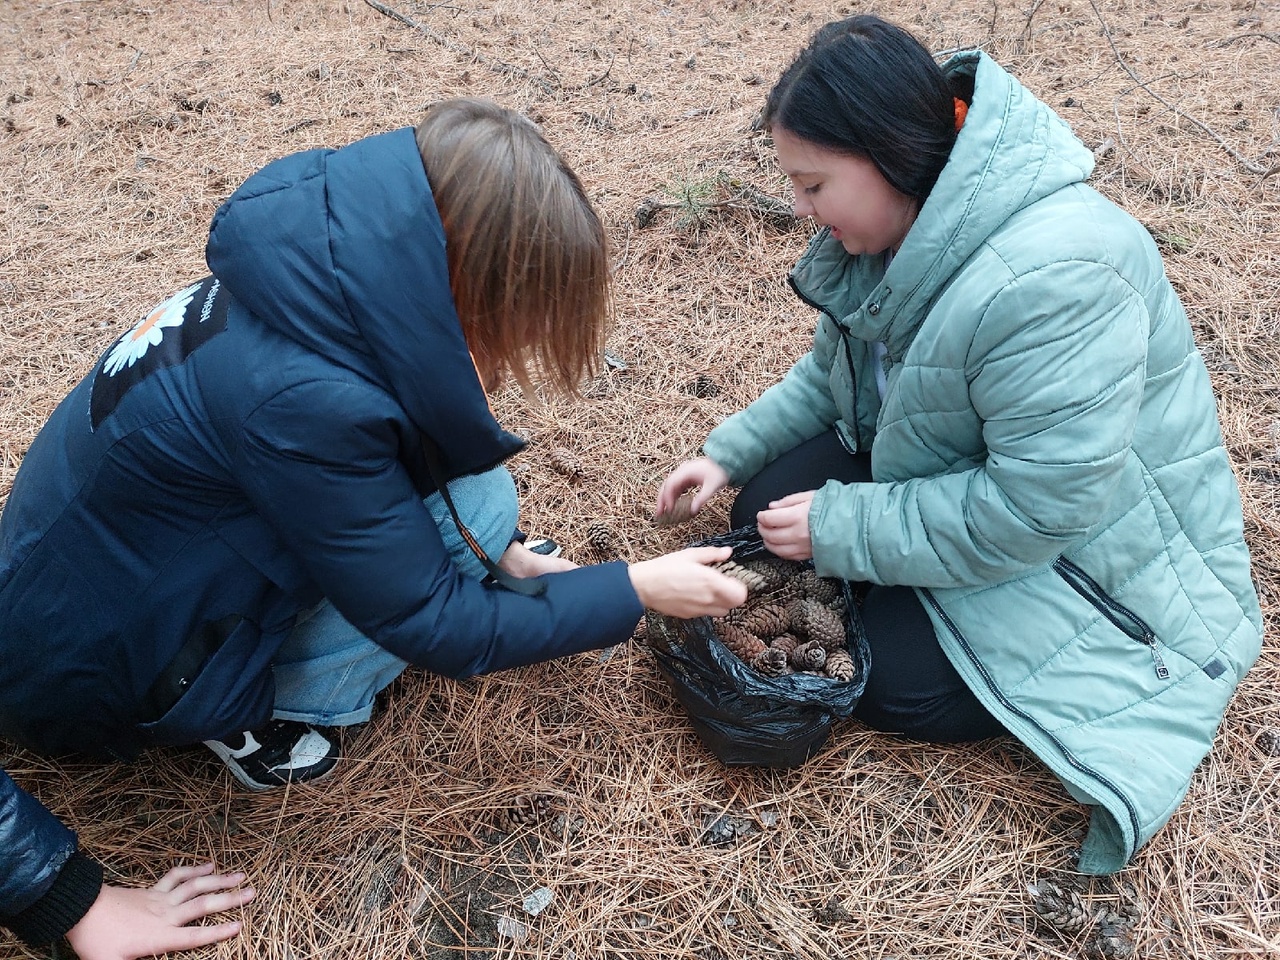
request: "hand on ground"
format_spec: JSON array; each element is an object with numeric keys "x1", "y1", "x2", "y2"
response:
[
  {"x1": 757, "y1": 491, "x2": 816, "y2": 560},
  {"x1": 655, "y1": 457, "x2": 730, "y2": 520},
  {"x1": 628, "y1": 546, "x2": 748, "y2": 618},
  {"x1": 66, "y1": 862, "x2": 253, "y2": 960}
]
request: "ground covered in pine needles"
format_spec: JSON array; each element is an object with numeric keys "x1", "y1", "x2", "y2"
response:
[{"x1": 2, "y1": 0, "x2": 1278, "y2": 957}]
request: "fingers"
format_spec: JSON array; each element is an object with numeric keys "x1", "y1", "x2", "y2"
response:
[
  {"x1": 173, "y1": 886, "x2": 256, "y2": 927},
  {"x1": 708, "y1": 573, "x2": 749, "y2": 612},
  {"x1": 167, "y1": 870, "x2": 249, "y2": 904},
  {"x1": 164, "y1": 919, "x2": 247, "y2": 952},
  {"x1": 154, "y1": 861, "x2": 217, "y2": 894},
  {"x1": 756, "y1": 506, "x2": 795, "y2": 534},
  {"x1": 758, "y1": 502, "x2": 813, "y2": 561},
  {"x1": 768, "y1": 490, "x2": 816, "y2": 509},
  {"x1": 656, "y1": 466, "x2": 698, "y2": 514},
  {"x1": 690, "y1": 487, "x2": 717, "y2": 514},
  {"x1": 678, "y1": 546, "x2": 733, "y2": 565},
  {"x1": 656, "y1": 458, "x2": 728, "y2": 516}
]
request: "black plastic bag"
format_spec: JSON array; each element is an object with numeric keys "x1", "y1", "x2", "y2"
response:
[{"x1": 647, "y1": 524, "x2": 870, "y2": 768}]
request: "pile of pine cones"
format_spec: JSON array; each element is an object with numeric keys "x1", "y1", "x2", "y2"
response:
[{"x1": 710, "y1": 556, "x2": 855, "y2": 681}]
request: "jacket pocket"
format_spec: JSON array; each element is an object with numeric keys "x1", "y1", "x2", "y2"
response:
[
  {"x1": 137, "y1": 615, "x2": 276, "y2": 747},
  {"x1": 1053, "y1": 557, "x2": 1169, "y2": 680}
]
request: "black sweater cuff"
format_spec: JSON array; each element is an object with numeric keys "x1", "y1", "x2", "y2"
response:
[{"x1": 4, "y1": 851, "x2": 104, "y2": 947}]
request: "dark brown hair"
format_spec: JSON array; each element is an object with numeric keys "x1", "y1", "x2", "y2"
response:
[
  {"x1": 764, "y1": 15, "x2": 960, "y2": 203},
  {"x1": 415, "y1": 98, "x2": 611, "y2": 395}
]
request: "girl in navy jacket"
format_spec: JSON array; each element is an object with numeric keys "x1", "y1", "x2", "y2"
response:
[{"x1": 0, "y1": 99, "x2": 744, "y2": 958}]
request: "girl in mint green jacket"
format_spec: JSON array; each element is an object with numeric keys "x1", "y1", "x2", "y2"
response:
[{"x1": 657, "y1": 15, "x2": 1262, "y2": 874}]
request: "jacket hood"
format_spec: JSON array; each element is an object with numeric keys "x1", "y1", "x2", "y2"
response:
[
  {"x1": 794, "y1": 51, "x2": 1096, "y2": 358},
  {"x1": 205, "y1": 127, "x2": 523, "y2": 476}
]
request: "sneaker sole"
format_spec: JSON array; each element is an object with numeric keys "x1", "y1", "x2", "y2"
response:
[
  {"x1": 204, "y1": 734, "x2": 341, "y2": 792},
  {"x1": 525, "y1": 538, "x2": 563, "y2": 558}
]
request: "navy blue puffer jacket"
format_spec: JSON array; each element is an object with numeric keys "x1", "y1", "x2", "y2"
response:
[{"x1": 0, "y1": 127, "x2": 642, "y2": 766}]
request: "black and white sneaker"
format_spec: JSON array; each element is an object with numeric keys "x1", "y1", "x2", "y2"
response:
[
  {"x1": 525, "y1": 536, "x2": 562, "y2": 558},
  {"x1": 203, "y1": 719, "x2": 340, "y2": 791}
]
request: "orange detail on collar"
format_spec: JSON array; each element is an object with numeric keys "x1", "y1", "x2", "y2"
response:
[{"x1": 953, "y1": 97, "x2": 969, "y2": 132}]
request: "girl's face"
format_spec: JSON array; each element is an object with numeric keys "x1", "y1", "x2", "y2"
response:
[{"x1": 773, "y1": 126, "x2": 919, "y2": 257}]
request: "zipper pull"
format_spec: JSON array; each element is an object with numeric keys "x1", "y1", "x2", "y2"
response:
[{"x1": 1146, "y1": 635, "x2": 1170, "y2": 680}]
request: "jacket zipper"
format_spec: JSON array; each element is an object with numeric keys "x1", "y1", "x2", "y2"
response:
[
  {"x1": 1053, "y1": 557, "x2": 1169, "y2": 680},
  {"x1": 920, "y1": 588, "x2": 1141, "y2": 860},
  {"x1": 787, "y1": 275, "x2": 865, "y2": 451}
]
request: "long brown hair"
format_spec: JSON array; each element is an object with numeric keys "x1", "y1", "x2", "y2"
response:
[{"x1": 415, "y1": 98, "x2": 610, "y2": 396}]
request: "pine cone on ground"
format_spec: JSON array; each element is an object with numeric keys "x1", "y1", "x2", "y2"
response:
[
  {"x1": 1027, "y1": 880, "x2": 1092, "y2": 935},
  {"x1": 738, "y1": 602, "x2": 788, "y2": 639},
  {"x1": 718, "y1": 623, "x2": 767, "y2": 662},
  {"x1": 549, "y1": 446, "x2": 583, "y2": 478},
  {"x1": 712, "y1": 560, "x2": 768, "y2": 593},
  {"x1": 798, "y1": 569, "x2": 842, "y2": 604},
  {"x1": 1256, "y1": 727, "x2": 1280, "y2": 757},
  {"x1": 788, "y1": 640, "x2": 827, "y2": 672},
  {"x1": 750, "y1": 646, "x2": 792, "y2": 677},
  {"x1": 586, "y1": 520, "x2": 617, "y2": 557},
  {"x1": 770, "y1": 633, "x2": 799, "y2": 656},
  {"x1": 1085, "y1": 921, "x2": 1136, "y2": 960},
  {"x1": 507, "y1": 793, "x2": 554, "y2": 827},
  {"x1": 824, "y1": 647, "x2": 855, "y2": 682},
  {"x1": 789, "y1": 598, "x2": 847, "y2": 651}
]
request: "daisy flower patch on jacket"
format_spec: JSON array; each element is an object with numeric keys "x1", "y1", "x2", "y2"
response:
[{"x1": 90, "y1": 275, "x2": 230, "y2": 430}]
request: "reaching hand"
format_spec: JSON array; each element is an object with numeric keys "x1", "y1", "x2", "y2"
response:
[
  {"x1": 498, "y1": 540, "x2": 579, "y2": 577},
  {"x1": 628, "y1": 546, "x2": 748, "y2": 618},
  {"x1": 65, "y1": 862, "x2": 253, "y2": 960},
  {"x1": 655, "y1": 457, "x2": 731, "y2": 522},
  {"x1": 757, "y1": 491, "x2": 816, "y2": 560}
]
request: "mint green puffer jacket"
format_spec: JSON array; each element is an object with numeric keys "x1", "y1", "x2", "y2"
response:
[{"x1": 703, "y1": 51, "x2": 1262, "y2": 874}]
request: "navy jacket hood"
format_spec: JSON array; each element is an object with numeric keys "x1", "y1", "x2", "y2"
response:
[{"x1": 206, "y1": 126, "x2": 524, "y2": 477}]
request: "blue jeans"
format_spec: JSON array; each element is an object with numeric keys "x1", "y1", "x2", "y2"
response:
[{"x1": 271, "y1": 466, "x2": 518, "y2": 727}]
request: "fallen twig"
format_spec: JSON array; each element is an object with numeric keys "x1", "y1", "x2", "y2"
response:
[
  {"x1": 361, "y1": 0, "x2": 557, "y2": 93},
  {"x1": 281, "y1": 118, "x2": 321, "y2": 135},
  {"x1": 1210, "y1": 32, "x2": 1280, "y2": 47},
  {"x1": 1086, "y1": 0, "x2": 1278, "y2": 178}
]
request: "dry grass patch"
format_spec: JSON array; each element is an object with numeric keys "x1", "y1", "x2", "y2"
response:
[{"x1": 1, "y1": 0, "x2": 1278, "y2": 957}]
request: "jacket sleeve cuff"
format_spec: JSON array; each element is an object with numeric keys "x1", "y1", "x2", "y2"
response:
[{"x1": 3, "y1": 851, "x2": 104, "y2": 948}]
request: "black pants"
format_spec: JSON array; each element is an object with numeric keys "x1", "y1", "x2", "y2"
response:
[{"x1": 730, "y1": 430, "x2": 1005, "y2": 744}]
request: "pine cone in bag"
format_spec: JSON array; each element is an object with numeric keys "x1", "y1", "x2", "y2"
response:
[
  {"x1": 712, "y1": 560, "x2": 768, "y2": 593},
  {"x1": 743, "y1": 556, "x2": 799, "y2": 591},
  {"x1": 769, "y1": 633, "x2": 799, "y2": 657},
  {"x1": 750, "y1": 646, "x2": 792, "y2": 677},
  {"x1": 798, "y1": 568, "x2": 842, "y2": 604},
  {"x1": 765, "y1": 577, "x2": 805, "y2": 606},
  {"x1": 718, "y1": 623, "x2": 767, "y2": 662},
  {"x1": 738, "y1": 602, "x2": 788, "y2": 639},
  {"x1": 789, "y1": 598, "x2": 847, "y2": 652},
  {"x1": 824, "y1": 648, "x2": 855, "y2": 682},
  {"x1": 788, "y1": 640, "x2": 827, "y2": 672}
]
